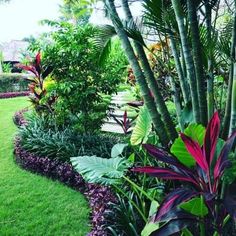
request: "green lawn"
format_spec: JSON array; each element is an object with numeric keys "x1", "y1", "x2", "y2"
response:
[{"x1": 0, "y1": 97, "x2": 90, "y2": 236}]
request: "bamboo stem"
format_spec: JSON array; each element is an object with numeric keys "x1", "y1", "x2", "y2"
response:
[
  {"x1": 106, "y1": 0, "x2": 170, "y2": 146},
  {"x1": 171, "y1": 0, "x2": 200, "y2": 123}
]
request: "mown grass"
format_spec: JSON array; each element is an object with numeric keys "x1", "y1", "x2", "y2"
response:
[{"x1": 0, "y1": 97, "x2": 90, "y2": 236}]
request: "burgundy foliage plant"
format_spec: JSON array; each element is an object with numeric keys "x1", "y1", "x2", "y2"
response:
[{"x1": 133, "y1": 112, "x2": 236, "y2": 235}]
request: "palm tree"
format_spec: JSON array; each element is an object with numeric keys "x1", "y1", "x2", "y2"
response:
[
  {"x1": 95, "y1": 0, "x2": 235, "y2": 141},
  {"x1": 222, "y1": 8, "x2": 236, "y2": 138},
  {"x1": 120, "y1": 0, "x2": 178, "y2": 140},
  {"x1": 187, "y1": 0, "x2": 208, "y2": 125},
  {"x1": 106, "y1": 0, "x2": 170, "y2": 146},
  {"x1": 171, "y1": 0, "x2": 200, "y2": 123}
]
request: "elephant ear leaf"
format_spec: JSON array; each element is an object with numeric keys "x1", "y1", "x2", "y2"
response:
[
  {"x1": 131, "y1": 105, "x2": 152, "y2": 146},
  {"x1": 71, "y1": 155, "x2": 130, "y2": 186},
  {"x1": 111, "y1": 143, "x2": 128, "y2": 158}
]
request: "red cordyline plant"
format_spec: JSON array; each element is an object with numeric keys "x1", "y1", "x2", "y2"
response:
[
  {"x1": 18, "y1": 52, "x2": 54, "y2": 111},
  {"x1": 111, "y1": 110, "x2": 136, "y2": 135},
  {"x1": 133, "y1": 112, "x2": 236, "y2": 236}
]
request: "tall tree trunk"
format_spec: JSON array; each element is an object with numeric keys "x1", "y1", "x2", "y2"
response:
[
  {"x1": 222, "y1": 9, "x2": 236, "y2": 139},
  {"x1": 187, "y1": 0, "x2": 208, "y2": 125},
  {"x1": 169, "y1": 76, "x2": 185, "y2": 131},
  {"x1": 169, "y1": 32, "x2": 190, "y2": 105},
  {"x1": 180, "y1": 46, "x2": 187, "y2": 79},
  {"x1": 106, "y1": 0, "x2": 170, "y2": 146},
  {"x1": 121, "y1": 0, "x2": 178, "y2": 141},
  {"x1": 229, "y1": 62, "x2": 236, "y2": 135},
  {"x1": 205, "y1": 0, "x2": 215, "y2": 121},
  {"x1": 171, "y1": 0, "x2": 200, "y2": 123}
]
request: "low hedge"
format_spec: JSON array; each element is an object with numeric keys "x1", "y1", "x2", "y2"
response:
[
  {"x1": 0, "y1": 73, "x2": 29, "y2": 92},
  {"x1": 0, "y1": 91, "x2": 29, "y2": 99}
]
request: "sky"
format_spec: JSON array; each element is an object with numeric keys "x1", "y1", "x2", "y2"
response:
[{"x1": 0, "y1": 0, "x2": 62, "y2": 43}]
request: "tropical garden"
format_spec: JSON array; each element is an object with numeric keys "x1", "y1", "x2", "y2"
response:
[{"x1": 0, "y1": 0, "x2": 236, "y2": 235}]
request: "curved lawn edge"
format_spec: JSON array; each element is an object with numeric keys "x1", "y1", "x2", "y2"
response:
[{"x1": 13, "y1": 109, "x2": 116, "y2": 236}]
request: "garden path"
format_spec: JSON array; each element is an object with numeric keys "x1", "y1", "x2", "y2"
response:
[
  {"x1": 0, "y1": 97, "x2": 90, "y2": 235},
  {"x1": 102, "y1": 91, "x2": 137, "y2": 133}
]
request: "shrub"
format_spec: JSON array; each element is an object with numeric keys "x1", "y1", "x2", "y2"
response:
[
  {"x1": 14, "y1": 137, "x2": 85, "y2": 191},
  {"x1": 18, "y1": 114, "x2": 124, "y2": 162},
  {"x1": 31, "y1": 22, "x2": 127, "y2": 133},
  {"x1": 0, "y1": 73, "x2": 29, "y2": 92},
  {"x1": 133, "y1": 112, "x2": 236, "y2": 235}
]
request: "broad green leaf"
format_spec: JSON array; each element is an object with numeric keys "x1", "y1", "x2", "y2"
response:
[
  {"x1": 141, "y1": 200, "x2": 160, "y2": 236},
  {"x1": 181, "y1": 102, "x2": 193, "y2": 125},
  {"x1": 131, "y1": 105, "x2": 152, "y2": 146},
  {"x1": 179, "y1": 197, "x2": 208, "y2": 217},
  {"x1": 141, "y1": 222, "x2": 159, "y2": 236},
  {"x1": 148, "y1": 200, "x2": 159, "y2": 217},
  {"x1": 128, "y1": 153, "x2": 135, "y2": 163},
  {"x1": 111, "y1": 143, "x2": 128, "y2": 158},
  {"x1": 71, "y1": 155, "x2": 130, "y2": 185},
  {"x1": 184, "y1": 124, "x2": 206, "y2": 146},
  {"x1": 181, "y1": 228, "x2": 193, "y2": 236},
  {"x1": 171, "y1": 124, "x2": 205, "y2": 167}
]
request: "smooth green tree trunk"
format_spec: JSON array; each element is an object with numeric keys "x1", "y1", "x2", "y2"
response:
[
  {"x1": 121, "y1": 0, "x2": 178, "y2": 141},
  {"x1": 106, "y1": 0, "x2": 170, "y2": 146},
  {"x1": 170, "y1": 76, "x2": 184, "y2": 131},
  {"x1": 205, "y1": 1, "x2": 215, "y2": 121},
  {"x1": 171, "y1": 0, "x2": 200, "y2": 123},
  {"x1": 222, "y1": 10, "x2": 236, "y2": 139},
  {"x1": 229, "y1": 62, "x2": 236, "y2": 136},
  {"x1": 169, "y1": 32, "x2": 190, "y2": 105},
  {"x1": 187, "y1": 0, "x2": 208, "y2": 125}
]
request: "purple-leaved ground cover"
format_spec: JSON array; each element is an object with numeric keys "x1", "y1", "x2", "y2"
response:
[{"x1": 13, "y1": 108, "x2": 117, "y2": 236}]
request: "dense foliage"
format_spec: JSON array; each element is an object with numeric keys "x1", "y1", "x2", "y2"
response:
[
  {"x1": 11, "y1": 0, "x2": 236, "y2": 235},
  {"x1": 18, "y1": 114, "x2": 123, "y2": 162},
  {"x1": 0, "y1": 73, "x2": 29, "y2": 93},
  {"x1": 34, "y1": 23, "x2": 127, "y2": 133}
]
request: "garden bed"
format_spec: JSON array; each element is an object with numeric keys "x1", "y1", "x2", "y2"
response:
[
  {"x1": 0, "y1": 91, "x2": 29, "y2": 99},
  {"x1": 13, "y1": 109, "x2": 116, "y2": 236}
]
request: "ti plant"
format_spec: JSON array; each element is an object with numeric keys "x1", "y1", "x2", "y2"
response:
[
  {"x1": 18, "y1": 52, "x2": 53, "y2": 112},
  {"x1": 133, "y1": 112, "x2": 236, "y2": 236},
  {"x1": 111, "y1": 110, "x2": 136, "y2": 135}
]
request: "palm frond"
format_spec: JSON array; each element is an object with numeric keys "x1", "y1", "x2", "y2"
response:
[
  {"x1": 93, "y1": 24, "x2": 117, "y2": 65},
  {"x1": 123, "y1": 18, "x2": 147, "y2": 47},
  {"x1": 142, "y1": 0, "x2": 177, "y2": 36}
]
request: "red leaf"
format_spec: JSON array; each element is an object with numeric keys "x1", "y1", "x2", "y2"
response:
[
  {"x1": 154, "y1": 188, "x2": 197, "y2": 221},
  {"x1": 35, "y1": 52, "x2": 41, "y2": 66},
  {"x1": 133, "y1": 166, "x2": 198, "y2": 186},
  {"x1": 203, "y1": 111, "x2": 220, "y2": 167},
  {"x1": 18, "y1": 65, "x2": 38, "y2": 77},
  {"x1": 143, "y1": 144, "x2": 183, "y2": 167},
  {"x1": 123, "y1": 110, "x2": 127, "y2": 128},
  {"x1": 214, "y1": 131, "x2": 236, "y2": 180},
  {"x1": 180, "y1": 133, "x2": 208, "y2": 172}
]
